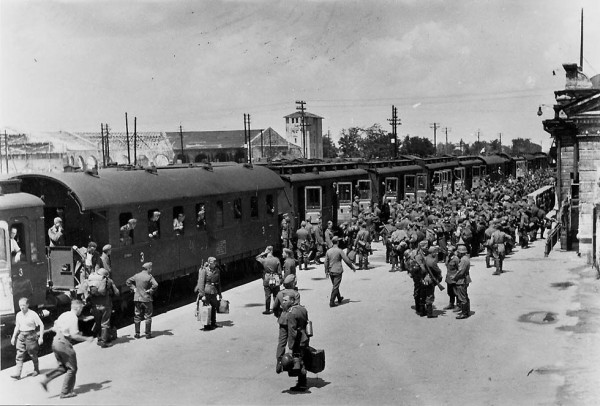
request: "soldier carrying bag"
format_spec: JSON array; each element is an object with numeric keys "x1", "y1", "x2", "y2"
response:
[{"x1": 303, "y1": 346, "x2": 326, "y2": 374}]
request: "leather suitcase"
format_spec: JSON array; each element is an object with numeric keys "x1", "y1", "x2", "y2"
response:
[{"x1": 304, "y1": 346, "x2": 325, "y2": 374}]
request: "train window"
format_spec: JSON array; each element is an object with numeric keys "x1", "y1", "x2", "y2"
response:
[
  {"x1": 337, "y1": 182, "x2": 352, "y2": 203},
  {"x1": 173, "y1": 206, "x2": 185, "y2": 236},
  {"x1": 216, "y1": 201, "x2": 224, "y2": 227},
  {"x1": 250, "y1": 196, "x2": 258, "y2": 218},
  {"x1": 266, "y1": 195, "x2": 275, "y2": 216},
  {"x1": 9, "y1": 224, "x2": 26, "y2": 263},
  {"x1": 473, "y1": 166, "x2": 480, "y2": 177},
  {"x1": 305, "y1": 187, "x2": 322, "y2": 210},
  {"x1": 148, "y1": 209, "x2": 161, "y2": 239},
  {"x1": 385, "y1": 178, "x2": 398, "y2": 197},
  {"x1": 405, "y1": 175, "x2": 415, "y2": 192},
  {"x1": 480, "y1": 166, "x2": 486, "y2": 176},
  {"x1": 233, "y1": 198, "x2": 242, "y2": 220},
  {"x1": 433, "y1": 172, "x2": 441, "y2": 185},
  {"x1": 196, "y1": 203, "x2": 206, "y2": 229},
  {"x1": 417, "y1": 174, "x2": 426, "y2": 190},
  {"x1": 357, "y1": 180, "x2": 371, "y2": 200},
  {"x1": 119, "y1": 213, "x2": 136, "y2": 246},
  {"x1": 454, "y1": 168, "x2": 464, "y2": 180}
]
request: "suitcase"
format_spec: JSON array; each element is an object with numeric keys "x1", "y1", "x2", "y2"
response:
[
  {"x1": 197, "y1": 304, "x2": 212, "y2": 326},
  {"x1": 218, "y1": 299, "x2": 230, "y2": 314},
  {"x1": 303, "y1": 346, "x2": 325, "y2": 374}
]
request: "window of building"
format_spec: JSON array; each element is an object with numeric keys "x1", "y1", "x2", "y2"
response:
[
  {"x1": 266, "y1": 194, "x2": 275, "y2": 215},
  {"x1": 216, "y1": 201, "x2": 224, "y2": 227},
  {"x1": 233, "y1": 198, "x2": 242, "y2": 220},
  {"x1": 173, "y1": 206, "x2": 185, "y2": 236},
  {"x1": 119, "y1": 212, "x2": 136, "y2": 246},
  {"x1": 250, "y1": 196, "x2": 258, "y2": 218},
  {"x1": 196, "y1": 203, "x2": 206, "y2": 229},
  {"x1": 147, "y1": 209, "x2": 161, "y2": 239}
]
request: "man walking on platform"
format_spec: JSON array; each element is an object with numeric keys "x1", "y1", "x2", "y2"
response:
[
  {"x1": 11, "y1": 297, "x2": 44, "y2": 379},
  {"x1": 256, "y1": 246, "x2": 283, "y2": 315},
  {"x1": 126, "y1": 262, "x2": 158, "y2": 339},
  {"x1": 324, "y1": 237, "x2": 356, "y2": 307},
  {"x1": 40, "y1": 300, "x2": 92, "y2": 399},
  {"x1": 195, "y1": 257, "x2": 223, "y2": 330}
]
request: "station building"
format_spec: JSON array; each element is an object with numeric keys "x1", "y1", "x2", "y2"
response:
[{"x1": 542, "y1": 63, "x2": 600, "y2": 267}]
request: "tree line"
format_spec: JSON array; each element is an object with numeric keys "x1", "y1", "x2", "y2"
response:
[{"x1": 323, "y1": 124, "x2": 542, "y2": 159}]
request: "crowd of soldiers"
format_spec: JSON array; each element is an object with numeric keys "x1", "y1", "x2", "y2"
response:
[{"x1": 279, "y1": 169, "x2": 555, "y2": 321}]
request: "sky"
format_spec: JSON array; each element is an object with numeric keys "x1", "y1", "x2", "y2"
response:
[{"x1": 1, "y1": 0, "x2": 600, "y2": 151}]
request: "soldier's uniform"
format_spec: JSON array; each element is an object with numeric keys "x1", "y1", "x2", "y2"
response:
[
  {"x1": 444, "y1": 247, "x2": 459, "y2": 310},
  {"x1": 483, "y1": 222, "x2": 498, "y2": 268},
  {"x1": 491, "y1": 228, "x2": 510, "y2": 275},
  {"x1": 354, "y1": 224, "x2": 371, "y2": 270},
  {"x1": 421, "y1": 247, "x2": 443, "y2": 318},
  {"x1": 296, "y1": 225, "x2": 311, "y2": 270},
  {"x1": 455, "y1": 246, "x2": 472, "y2": 319},
  {"x1": 256, "y1": 252, "x2": 283, "y2": 314}
]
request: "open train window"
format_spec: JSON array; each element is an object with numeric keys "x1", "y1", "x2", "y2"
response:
[
  {"x1": 147, "y1": 209, "x2": 161, "y2": 239},
  {"x1": 250, "y1": 196, "x2": 258, "y2": 218},
  {"x1": 119, "y1": 212, "x2": 136, "y2": 246},
  {"x1": 454, "y1": 168, "x2": 464, "y2": 180},
  {"x1": 266, "y1": 195, "x2": 275, "y2": 216},
  {"x1": 233, "y1": 198, "x2": 242, "y2": 220},
  {"x1": 357, "y1": 180, "x2": 371, "y2": 200},
  {"x1": 433, "y1": 172, "x2": 441, "y2": 185},
  {"x1": 173, "y1": 206, "x2": 185, "y2": 236},
  {"x1": 473, "y1": 166, "x2": 480, "y2": 177},
  {"x1": 417, "y1": 174, "x2": 426, "y2": 190},
  {"x1": 216, "y1": 201, "x2": 224, "y2": 228},
  {"x1": 385, "y1": 177, "x2": 398, "y2": 198},
  {"x1": 305, "y1": 187, "x2": 322, "y2": 211},
  {"x1": 337, "y1": 182, "x2": 352, "y2": 204},
  {"x1": 196, "y1": 203, "x2": 206, "y2": 229},
  {"x1": 0, "y1": 225, "x2": 8, "y2": 269},
  {"x1": 405, "y1": 175, "x2": 415, "y2": 193},
  {"x1": 9, "y1": 223, "x2": 26, "y2": 264}
]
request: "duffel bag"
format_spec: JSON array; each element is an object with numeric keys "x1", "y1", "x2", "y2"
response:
[
  {"x1": 218, "y1": 299, "x2": 230, "y2": 314},
  {"x1": 303, "y1": 346, "x2": 325, "y2": 374}
]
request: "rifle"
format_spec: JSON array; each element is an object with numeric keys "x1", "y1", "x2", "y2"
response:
[{"x1": 423, "y1": 261, "x2": 445, "y2": 291}]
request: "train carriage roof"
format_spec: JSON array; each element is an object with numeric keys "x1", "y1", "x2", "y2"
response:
[
  {"x1": 0, "y1": 192, "x2": 44, "y2": 210},
  {"x1": 423, "y1": 161, "x2": 458, "y2": 170},
  {"x1": 457, "y1": 159, "x2": 485, "y2": 167},
  {"x1": 280, "y1": 168, "x2": 368, "y2": 184},
  {"x1": 480, "y1": 155, "x2": 509, "y2": 165},
  {"x1": 367, "y1": 165, "x2": 423, "y2": 175},
  {"x1": 15, "y1": 165, "x2": 284, "y2": 211}
]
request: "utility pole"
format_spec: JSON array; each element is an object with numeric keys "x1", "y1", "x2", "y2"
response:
[
  {"x1": 125, "y1": 113, "x2": 131, "y2": 164},
  {"x1": 105, "y1": 124, "x2": 110, "y2": 164},
  {"x1": 459, "y1": 138, "x2": 464, "y2": 154},
  {"x1": 442, "y1": 127, "x2": 451, "y2": 155},
  {"x1": 580, "y1": 8, "x2": 584, "y2": 71},
  {"x1": 260, "y1": 129, "x2": 264, "y2": 160},
  {"x1": 134, "y1": 117, "x2": 137, "y2": 165},
  {"x1": 244, "y1": 114, "x2": 252, "y2": 163},
  {"x1": 268, "y1": 128, "x2": 272, "y2": 160},
  {"x1": 476, "y1": 129, "x2": 481, "y2": 144},
  {"x1": 179, "y1": 125, "x2": 184, "y2": 163},
  {"x1": 430, "y1": 123, "x2": 440, "y2": 155},
  {"x1": 100, "y1": 123, "x2": 106, "y2": 167},
  {"x1": 388, "y1": 105, "x2": 401, "y2": 159},
  {"x1": 498, "y1": 132, "x2": 502, "y2": 152},
  {"x1": 296, "y1": 100, "x2": 307, "y2": 158}
]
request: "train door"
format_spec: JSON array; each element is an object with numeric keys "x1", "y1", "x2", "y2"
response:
[
  {"x1": 516, "y1": 161, "x2": 526, "y2": 179},
  {"x1": 416, "y1": 174, "x2": 427, "y2": 201},
  {"x1": 357, "y1": 180, "x2": 371, "y2": 210},
  {"x1": 384, "y1": 177, "x2": 398, "y2": 204},
  {"x1": 433, "y1": 171, "x2": 443, "y2": 196},
  {"x1": 404, "y1": 175, "x2": 416, "y2": 200},
  {"x1": 336, "y1": 182, "x2": 353, "y2": 224},
  {"x1": 0, "y1": 221, "x2": 14, "y2": 317},
  {"x1": 472, "y1": 166, "x2": 481, "y2": 189},
  {"x1": 305, "y1": 186, "x2": 322, "y2": 224},
  {"x1": 454, "y1": 168, "x2": 465, "y2": 192}
]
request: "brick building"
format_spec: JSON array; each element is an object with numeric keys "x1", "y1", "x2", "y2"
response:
[{"x1": 542, "y1": 63, "x2": 600, "y2": 267}]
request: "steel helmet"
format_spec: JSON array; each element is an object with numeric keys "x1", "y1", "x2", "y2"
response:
[{"x1": 281, "y1": 353, "x2": 295, "y2": 371}]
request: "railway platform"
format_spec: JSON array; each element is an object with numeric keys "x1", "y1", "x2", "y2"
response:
[{"x1": 1, "y1": 238, "x2": 599, "y2": 405}]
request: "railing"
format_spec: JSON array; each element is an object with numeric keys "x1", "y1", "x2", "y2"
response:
[{"x1": 544, "y1": 223, "x2": 561, "y2": 257}]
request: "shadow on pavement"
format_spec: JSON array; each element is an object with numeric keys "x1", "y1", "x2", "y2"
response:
[
  {"x1": 297, "y1": 288, "x2": 313, "y2": 291},
  {"x1": 244, "y1": 303, "x2": 264, "y2": 308},
  {"x1": 311, "y1": 277, "x2": 328, "y2": 281},
  {"x1": 151, "y1": 329, "x2": 174, "y2": 338},
  {"x1": 75, "y1": 380, "x2": 112, "y2": 395},
  {"x1": 217, "y1": 320, "x2": 234, "y2": 327}
]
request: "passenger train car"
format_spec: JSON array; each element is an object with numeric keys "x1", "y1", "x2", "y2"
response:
[{"x1": 0, "y1": 163, "x2": 284, "y2": 328}]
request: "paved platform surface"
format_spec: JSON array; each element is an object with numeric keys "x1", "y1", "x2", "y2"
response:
[{"x1": 1, "y1": 239, "x2": 599, "y2": 405}]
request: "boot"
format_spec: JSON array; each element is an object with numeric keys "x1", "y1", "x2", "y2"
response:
[
  {"x1": 145, "y1": 320, "x2": 153, "y2": 339},
  {"x1": 456, "y1": 303, "x2": 470, "y2": 319},
  {"x1": 98, "y1": 328, "x2": 113, "y2": 348},
  {"x1": 419, "y1": 304, "x2": 427, "y2": 317},
  {"x1": 263, "y1": 298, "x2": 272, "y2": 314},
  {"x1": 443, "y1": 302, "x2": 455, "y2": 310},
  {"x1": 134, "y1": 322, "x2": 141, "y2": 339},
  {"x1": 10, "y1": 362, "x2": 22, "y2": 379},
  {"x1": 291, "y1": 372, "x2": 308, "y2": 391},
  {"x1": 485, "y1": 257, "x2": 490, "y2": 268},
  {"x1": 32, "y1": 360, "x2": 40, "y2": 376},
  {"x1": 426, "y1": 304, "x2": 437, "y2": 318}
]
